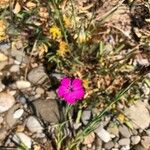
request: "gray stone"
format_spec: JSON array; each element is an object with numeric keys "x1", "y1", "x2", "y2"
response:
[
  {"x1": 5, "y1": 104, "x2": 23, "y2": 128},
  {"x1": 119, "y1": 125, "x2": 131, "y2": 138},
  {"x1": 28, "y1": 66, "x2": 48, "y2": 85},
  {"x1": 95, "y1": 127, "x2": 111, "y2": 143},
  {"x1": 81, "y1": 110, "x2": 92, "y2": 125},
  {"x1": 118, "y1": 138, "x2": 130, "y2": 146},
  {"x1": 131, "y1": 135, "x2": 141, "y2": 145},
  {"x1": 125, "y1": 101, "x2": 150, "y2": 129},
  {"x1": 35, "y1": 87, "x2": 44, "y2": 95},
  {"x1": 26, "y1": 116, "x2": 43, "y2": 133},
  {"x1": 13, "y1": 132, "x2": 32, "y2": 149},
  {"x1": 141, "y1": 136, "x2": 150, "y2": 149},
  {"x1": 104, "y1": 141, "x2": 114, "y2": 149},
  {"x1": 120, "y1": 145, "x2": 130, "y2": 150},
  {"x1": 0, "y1": 92, "x2": 15, "y2": 113},
  {"x1": 33, "y1": 99, "x2": 60, "y2": 123}
]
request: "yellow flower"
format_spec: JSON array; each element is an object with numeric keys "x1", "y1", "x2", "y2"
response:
[
  {"x1": 57, "y1": 41, "x2": 69, "y2": 57},
  {"x1": 49, "y1": 26, "x2": 61, "y2": 39},
  {"x1": 63, "y1": 15, "x2": 72, "y2": 28},
  {"x1": 117, "y1": 113, "x2": 125, "y2": 123}
]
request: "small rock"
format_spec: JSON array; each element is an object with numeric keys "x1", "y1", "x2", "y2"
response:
[
  {"x1": 26, "y1": 116, "x2": 43, "y2": 133},
  {"x1": 0, "y1": 61, "x2": 8, "y2": 71},
  {"x1": 119, "y1": 125, "x2": 131, "y2": 138},
  {"x1": 132, "y1": 144, "x2": 145, "y2": 150},
  {"x1": 5, "y1": 104, "x2": 23, "y2": 128},
  {"x1": 141, "y1": 136, "x2": 150, "y2": 149},
  {"x1": 33, "y1": 99, "x2": 60, "y2": 123},
  {"x1": 0, "y1": 92, "x2": 15, "y2": 113},
  {"x1": 83, "y1": 132, "x2": 95, "y2": 145},
  {"x1": 46, "y1": 90, "x2": 56, "y2": 99},
  {"x1": 104, "y1": 141, "x2": 114, "y2": 149},
  {"x1": 16, "y1": 80, "x2": 31, "y2": 89},
  {"x1": 146, "y1": 129, "x2": 150, "y2": 136},
  {"x1": 13, "y1": 132, "x2": 32, "y2": 149},
  {"x1": 28, "y1": 66, "x2": 48, "y2": 85},
  {"x1": 125, "y1": 101, "x2": 150, "y2": 129},
  {"x1": 13, "y1": 108, "x2": 24, "y2": 119},
  {"x1": 131, "y1": 135, "x2": 141, "y2": 145},
  {"x1": 0, "y1": 53, "x2": 8, "y2": 61},
  {"x1": 35, "y1": 87, "x2": 44, "y2": 95},
  {"x1": 10, "y1": 65, "x2": 20, "y2": 72},
  {"x1": 120, "y1": 145, "x2": 130, "y2": 150},
  {"x1": 118, "y1": 138, "x2": 130, "y2": 146},
  {"x1": 81, "y1": 110, "x2": 92, "y2": 125},
  {"x1": 95, "y1": 127, "x2": 111, "y2": 143}
]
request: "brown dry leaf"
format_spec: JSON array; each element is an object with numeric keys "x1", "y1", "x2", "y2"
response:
[
  {"x1": 26, "y1": 1, "x2": 36, "y2": 9},
  {"x1": 13, "y1": 2, "x2": 21, "y2": 14}
]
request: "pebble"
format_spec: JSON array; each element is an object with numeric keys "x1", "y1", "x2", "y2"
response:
[
  {"x1": 0, "y1": 128, "x2": 7, "y2": 141},
  {"x1": 131, "y1": 135, "x2": 141, "y2": 145},
  {"x1": 0, "y1": 61, "x2": 8, "y2": 71},
  {"x1": 104, "y1": 141, "x2": 114, "y2": 149},
  {"x1": 95, "y1": 127, "x2": 111, "y2": 143},
  {"x1": 46, "y1": 90, "x2": 56, "y2": 99},
  {"x1": 10, "y1": 65, "x2": 20, "y2": 72},
  {"x1": 5, "y1": 104, "x2": 23, "y2": 128},
  {"x1": 118, "y1": 138, "x2": 130, "y2": 146},
  {"x1": 0, "y1": 53, "x2": 8, "y2": 62},
  {"x1": 125, "y1": 101, "x2": 150, "y2": 129},
  {"x1": 13, "y1": 132, "x2": 32, "y2": 149},
  {"x1": 16, "y1": 80, "x2": 31, "y2": 89},
  {"x1": 35, "y1": 87, "x2": 44, "y2": 95},
  {"x1": 81, "y1": 110, "x2": 92, "y2": 125},
  {"x1": 32, "y1": 99, "x2": 60, "y2": 123},
  {"x1": 0, "y1": 92, "x2": 15, "y2": 113},
  {"x1": 26, "y1": 116, "x2": 43, "y2": 133},
  {"x1": 119, "y1": 125, "x2": 131, "y2": 138},
  {"x1": 120, "y1": 145, "x2": 130, "y2": 150},
  {"x1": 13, "y1": 108, "x2": 24, "y2": 119},
  {"x1": 28, "y1": 66, "x2": 48, "y2": 85},
  {"x1": 141, "y1": 136, "x2": 150, "y2": 149}
]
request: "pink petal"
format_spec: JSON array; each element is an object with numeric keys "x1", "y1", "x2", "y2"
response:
[
  {"x1": 61, "y1": 77, "x2": 71, "y2": 87},
  {"x1": 72, "y1": 79, "x2": 83, "y2": 90},
  {"x1": 72, "y1": 88, "x2": 85, "y2": 100},
  {"x1": 63, "y1": 93, "x2": 76, "y2": 104},
  {"x1": 57, "y1": 85, "x2": 69, "y2": 97}
]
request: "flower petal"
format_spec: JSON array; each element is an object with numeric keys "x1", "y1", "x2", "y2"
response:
[
  {"x1": 72, "y1": 88, "x2": 85, "y2": 100},
  {"x1": 63, "y1": 93, "x2": 76, "y2": 104},
  {"x1": 61, "y1": 77, "x2": 71, "y2": 87},
  {"x1": 57, "y1": 85, "x2": 69, "y2": 97},
  {"x1": 72, "y1": 78, "x2": 83, "y2": 90}
]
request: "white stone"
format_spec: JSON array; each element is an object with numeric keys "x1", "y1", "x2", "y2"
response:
[
  {"x1": 95, "y1": 127, "x2": 111, "y2": 143},
  {"x1": 0, "y1": 92, "x2": 15, "y2": 113},
  {"x1": 13, "y1": 132, "x2": 32, "y2": 149},
  {"x1": 13, "y1": 109, "x2": 24, "y2": 119},
  {"x1": 131, "y1": 135, "x2": 141, "y2": 145},
  {"x1": 16, "y1": 80, "x2": 31, "y2": 89},
  {"x1": 10, "y1": 65, "x2": 20, "y2": 72},
  {"x1": 26, "y1": 116, "x2": 43, "y2": 133}
]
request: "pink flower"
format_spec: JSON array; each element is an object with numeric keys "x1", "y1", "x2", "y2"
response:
[{"x1": 57, "y1": 77, "x2": 85, "y2": 104}]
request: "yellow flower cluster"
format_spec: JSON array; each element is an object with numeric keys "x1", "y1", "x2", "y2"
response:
[
  {"x1": 57, "y1": 41, "x2": 69, "y2": 57},
  {"x1": 49, "y1": 26, "x2": 62, "y2": 39}
]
